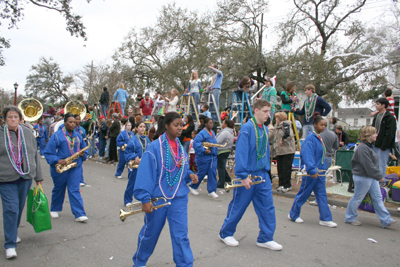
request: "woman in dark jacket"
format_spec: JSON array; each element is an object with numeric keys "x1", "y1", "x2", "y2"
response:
[
  {"x1": 180, "y1": 115, "x2": 195, "y2": 153},
  {"x1": 345, "y1": 125, "x2": 398, "y2": 227}
]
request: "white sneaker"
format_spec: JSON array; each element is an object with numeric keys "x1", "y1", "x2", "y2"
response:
[
  {"x1": 397, "y1": 207, "x2": 400, "y2": 212},
  {"x1": 281, "y1": 187, "x2": 292, "y2": 193},
  {"x1": 98, "y1": 157, "x2": 103, "y2": 160},
  {"x1": 116, "y1": 176, "x2": 122, "y2": 179},
  {"x1": 276, "y1": 186, "x2": 284, "y2": 192},
  {"x1": 79, "y1": 183, "x2": 85, "y2": 187},
  {"x1": 75, "y1": 216, "x2": 88, "y2": 222},
  {"x1": 50, "y1": 212, "x2": 59, "y2": 218},
  {"x1": 219, "y1": 235, "x2": 239, "y2": 247},
  {"x1": 189, "y1": 187, "x2": 199, "y2": 195},
  {"x1": 256, "y1": 241, "x2": 283, "y2": 251},
  {"x1": 16, "y1": 237, "x2": 21, "y2": 243},
  {"x1": 208, "y1": 192, "x2": 219, "y2": 199},
  {"x1": 308, "y1": 200, "x2": 318, "y2": 206},
  {"x1": 288, "y1": 214, "x2": 304, "y2": 223},
  {"x1": 319, "y1": 221, "x2": 337, "y2": 228},
  {"x1": 125, "y1": 203, "x2": 132, "y2": 207},
  {"x1": 5, "y1": 248, "x2": 17, "y2": 259},
  {"x1": 41, "y1": 155, "x2": 45, "y2": 159}
]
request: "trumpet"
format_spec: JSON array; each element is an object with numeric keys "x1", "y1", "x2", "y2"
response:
[
  {"x1": 224, "y1": 175, "x2": 265, "y2": 193},
  {"x1": 119, "y1": 197, "x2": 171, "y2": 222},
  {"x1": 55, "y1": 134, "x2": 92, "y2": 173},
  {"x1": 121, "y1": 144, "x2": 127, "y2": 151},
  {"x1": 128, "y1": 159, "x2": 141, "y2": 169},
  {"x1": 202, "y1": 139, "x2": 229, "y2": 150}
]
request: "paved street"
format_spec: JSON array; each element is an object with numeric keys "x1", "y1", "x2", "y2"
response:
[{"x1": 0, "y1": 158, "x2": 399, "y2": 267}]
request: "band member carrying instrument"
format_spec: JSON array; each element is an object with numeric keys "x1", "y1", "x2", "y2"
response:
[
  {"x1": 44, "y1": 113, "x2": 89, "y2": 222},
  {"x1": 124, "y1": 121, "x2": 150, "y2": 207},
  {"x1": 219, "y1": 99, "x2": 283, "y2": 251},
  {"x1": 189, "y1": 117, "x2": 219, "y2": 198},
  {"x1": 288, "y1": 116, "x2": 337, "y2": 227},
  {"x1": 115, "y1": 121, "x2": 133, "y2": 179},
  {"x1": 132, "y1": 112, "x2": 198, "y2": 267}
]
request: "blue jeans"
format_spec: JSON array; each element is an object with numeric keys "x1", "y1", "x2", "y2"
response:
[
  {"x1": 302, "y1": 124, "x2": 314, "y2": 139},
  {"x1": 212, "y1": 88, "x2": 221, "y2": 109},
  {"x1": 373, "y1": 147, "x2": 390, "y2": 177},
  {"x1": 99, "y1": 138, "x2": 106, "y2": 157},
  {"x1": 190, "y1": 92, "x2": 200, "y2": 115},
  {"x1": 325, "y1": 156, "x2": 332, "y2": 169},
  {"x1": 182, "y1": 141, "x2": 190, "y2": 154},
  {"x1": 0, "y1": 179, "x2": 32, "y2": 249},
  {"x1": 142, "y1": 115, "x2": 152, "y2": 131},
  {"x1": 345, "y1": 175, "x2": 392, "y2": 227},
  {"x1": 88, "y1": 136, "x2": 96, "y2": 157},
  {"x1": 106, "y1": 138, "x2": 110, "y2": 157},
  {"x1": 101, "y1": 103, "x2": 108, "y2": 117},
  {"x1": 119, "y1": 102, "x2": 126, "y2": 115}
]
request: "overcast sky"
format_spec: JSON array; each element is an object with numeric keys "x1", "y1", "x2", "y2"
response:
[{"x1": 0, "y1": 0, "x2": 393, "y2": 96}]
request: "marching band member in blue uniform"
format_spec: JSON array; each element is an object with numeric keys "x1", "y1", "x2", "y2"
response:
[
  {"x1": 34, "y1": 117, "x2": 48, "y2": 158},
  {"x1": 115, "y1": 121, "x2": 133, "y2": 179},
  {"x1": 189, "y1": 117, "x2": 219, "y2": 198},
  {"x1": 124, "y1": 121, "x2": 150, "y2": 207},
  {"x1": 74, "y1": 114, "x2": 87, "y2": 186},
  {"x1": 219, "y1": 99, "x2": 282, "y2": 251},
  {"x1": 288, "y1": 115, "x2": 337, "y2": 227},
  {"x1": 44, "y1": 113, "x2": 89, "y2": 222},
  {"x1": 133, "y1": 112, "x2": 198, "y2": 267}
]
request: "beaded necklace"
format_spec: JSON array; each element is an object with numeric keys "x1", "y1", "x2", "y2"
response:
[
  {"x1": 4, "y1": 125, "x2": 30, "y2": 177},
  {"x1": 38, "y1": 124, "x2": 45, "y2": 138},
  {"x1": 136, "y1": 133, "x2": 147, "y2": 153},
  {"x1": 251, "y1": 117, "x2": 268, "y2": 169},
  {"x1": 62, "y1": 127, "x2": 79, "y2": 155},
  {"x1": 313, "y1": 130, "x2": 326, "y2": 165},
  {"x1": 305, "y1": 93, "x2": 318, "y2": 122},
  {"x1": 144, "y1": 98, "x2": 151, "y2": 108},
  {"x1": 159, "y1": 133, "x2": 185, "y2": 199}
]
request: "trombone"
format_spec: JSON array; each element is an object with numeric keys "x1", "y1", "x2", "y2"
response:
[
  {"x1": 202, "y1": 139, "x2": 229, "y2": 150},
  {"x1": 119, "y1": 197, "x2": 171, "y2": 222},
  {"x1": 224, "y1": 174, "x2": 265, "y2": 193}
]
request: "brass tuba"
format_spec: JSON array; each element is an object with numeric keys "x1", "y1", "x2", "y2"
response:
[
  {"x1": 64, "y1": 100, "x2": 86, "y2": 120},
  {"x1": 18, "y1": 98, "x2": 43, "y2": 137},
  {"x1": 202, "y1": 139, "x2": 230, "y2": 150}
]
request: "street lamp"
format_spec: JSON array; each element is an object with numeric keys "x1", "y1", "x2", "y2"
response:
[{"x1": 13, "y1": 82, "x2": 19, "y2": 106}]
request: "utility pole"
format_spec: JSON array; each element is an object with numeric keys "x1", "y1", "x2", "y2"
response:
[
  {"x1": 257, "y1": 13, "x2": 264, "y2": 91},
  {"x1": 88, "y1": 60, "x2": 94, "y2": 103}
]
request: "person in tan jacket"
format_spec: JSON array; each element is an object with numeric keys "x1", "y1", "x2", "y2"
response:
[{"x1": 273, "y1": 112, "x2": 296, "y2": 192}]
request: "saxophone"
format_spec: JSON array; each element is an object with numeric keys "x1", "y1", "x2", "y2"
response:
[
  {"x1": 55, "y1": 135, "x2": 91, "y2": 173},
  {"x1": 202, "y1": 139, "x2": 230, "y2": 150},
  {"x1": 128, "y1": 159, "x2": 141, "y2": 169}
]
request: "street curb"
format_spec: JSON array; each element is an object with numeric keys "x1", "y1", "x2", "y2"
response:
[{"x1": 272, "y1": 191, "x2": 400, "y2": 218}]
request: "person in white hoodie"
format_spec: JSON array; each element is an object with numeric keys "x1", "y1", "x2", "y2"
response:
[{"x1": 216, "y1": 119, "x2": 235, "y2": 188}]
